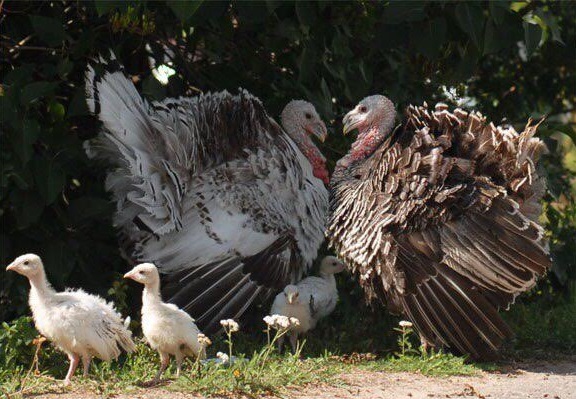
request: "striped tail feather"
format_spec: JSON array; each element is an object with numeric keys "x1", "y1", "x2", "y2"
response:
[
  {"x1": 401, "y1": 267, "x2": 513, "y2": 360},
  {"x1": 161, "y1": 235, "x2": 297, "y2": 334}
]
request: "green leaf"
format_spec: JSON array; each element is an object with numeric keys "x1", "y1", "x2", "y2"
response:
[
  {"x1": 29, "y1": 15, "x2": 66, "y2": 47},
  {"x1": 450, "y1": 46, "x2": 479, "y2": 84},
  {"x1": 295, "y1": 2, "x2": 317, "y2": 27},
  {"x1": 167, "y1": 0, "x2": 203, "y2": 22},
  {"x1": 455, "y1": 3, "x2": 485, "y2": 51},
  {"x1": 49, "y1": 101, "x2": 66, "y2": 121},
  {"x1": 94, "y1": 0, "x2": 121, "y2": 16},
  {"x1": 523, "y1": 21, "x2": 542, "y2": 58},
  {"x1": 298, "y1": 46, "x2": 317, "y2": 84},
  {"x1": 13, "y1": 191, "x2": 45, "y2": 229},
  {"x1": 68, "y1": 88, "x2": 90, "y2": 117},
  {"x1": 32, "y1": 158, "x2": 66, "y2": 205},
  {"x1": 483, "y1": 20, "x2": 517, "y2": 55},
  {"x1": 68, "y1": 197, "x2": 113, "y2": 223},
  {"x1": 20, "y1": 82, "x2": 57, "y2": 105},
  {"x1": 382, "y1": 1, "x2": 426, "y2": 24},
  {"x1": 4, "y1": 65, "x2": 35, "y2": 86},
  {"x1": 535, "y1": 9, "x2": 564, "y2": 44},
  {"x1": 410, "y1": 17, "x2": 447, "y2": 60},
  {"x1": 57, "y1": 58, "x2": 74, "y2": 79},
  {"x1": 550, "y1": 124, "x2": 576, "y2": 146},
  {"x1": 11, "y1": 119, "x2": 40, "y2": 165},
  {"x1": 489, "y1": 1, "x2": 508, "y2": 25}
]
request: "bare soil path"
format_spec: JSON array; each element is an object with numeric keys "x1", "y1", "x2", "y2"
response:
[{"x1": 21, "y1": 360, "x2": 576, "y2": 399}]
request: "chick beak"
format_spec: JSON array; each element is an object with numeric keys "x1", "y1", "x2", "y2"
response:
[
  {"x1": 6, "y1": 263, "x2": 16, "y2": 272},
  {"x1": 334, "y1": 262, "x2": 346, "y2": 273},
  {"x1": 287, "y1": 293, "x2": 296, "y2": 304},
  {"x1": 342, "y1": 110, "x2": 359, "y2": 135},
  {"x1": 305, "y1": 121, "x2": 328, "y2": 143},
  {"x1": 123, "y1": 271, "x2": 135, "y2": 280}
]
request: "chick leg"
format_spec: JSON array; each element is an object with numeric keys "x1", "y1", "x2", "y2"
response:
[
  {"x1": 289, "y1": 331, "x2": 299, "y2": 354},
  {"x1": 277, "y1": 335, "x2": 285, "y2": 353},
  {"x1": 82, "y1": 356, "x2": 92, "y2": 378},
  {"x1": 64, "y1": 353, "x2": 80, "y2": 385},
  {"x1": 153, "y1": 352, "x2": 170, "y2": 382},
  {"x1": 175, "y1": 352, "x2": 185, "y2": 378}
]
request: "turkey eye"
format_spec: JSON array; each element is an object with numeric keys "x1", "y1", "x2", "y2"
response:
[
  {"x1": 305, "y1": 113, "x2": 312, "y2": 119},
  {"x1": 359, "y1": 106, "x2": 367, "y2": 113},
  {"x1": 24, "y1": 261, "x2": 29, "y2": 265}
]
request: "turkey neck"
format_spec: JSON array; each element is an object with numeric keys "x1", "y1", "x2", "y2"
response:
[
  {"x1": 142, "y1": 280, "x2": 162, "y2": 308},
  {"x1": 335, "y1": 120, "x2": 395, "y2": 175},
  {"x1": 294, "y1": 135, "x2": 329, "y2": 184}
]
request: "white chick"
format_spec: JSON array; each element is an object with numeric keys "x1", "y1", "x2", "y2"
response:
[
  {"x1": 270, "y1": 256, "x2": 345, "y2": 352},
  {"x1": 6, "y1": 254, "x2": 135, "y2": 385},
  {"x1": 124, "y1": 263, "x2": 206, "y2": 383}
]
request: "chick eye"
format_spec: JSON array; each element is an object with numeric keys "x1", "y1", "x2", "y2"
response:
[
  {"x1": 24, "y1": 261, "x2": 29, "y2": 266},
  {"x1": 305, "y1": 113, "x2": 312, "y2": 119},
  {"x1": 359, "y1": 106, "x2": 367, "y2": 113}
]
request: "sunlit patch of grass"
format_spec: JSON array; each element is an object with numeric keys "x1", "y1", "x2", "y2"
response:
[
  {"x1": 364, "y1": 352, "x2": 481, "y2": 376},
  {"x1": 3, "y1": 292, "x2": 575, "y2": 398}
]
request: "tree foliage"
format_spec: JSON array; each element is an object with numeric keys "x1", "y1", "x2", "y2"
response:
[{"x1": 1, "y1": 1, "x2": 575, "y2": 322}]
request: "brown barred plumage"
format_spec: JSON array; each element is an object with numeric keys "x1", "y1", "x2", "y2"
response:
[{"x1": 329, "y1": 96, "x2": 551, "y2": 359}]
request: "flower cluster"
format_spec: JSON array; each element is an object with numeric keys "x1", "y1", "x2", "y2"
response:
[
  {"x1": 399, "y1": 320, "x2": 413, "y2": 328},
  {"x1": 197, "y1": 333, "x2": 212, "y2": 347},
  {"x1": 220, "y1": 319, "x2": 240, "y2": 332},
  {"x1": 216, "y1": 351, "x2": 230, "y2": 364},
  {"x1": 263, "y1": 314, "x2": 300, "y2": 330}
]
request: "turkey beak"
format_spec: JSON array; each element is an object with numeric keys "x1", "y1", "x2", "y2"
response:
[
  {"x1": 6, "y1": 262, "x2": 17, "y2": 272},
  {"x1": 342, "y1": 110, "x2": 359, "y2": 135},
  {"x1": 305, "y1": 121, "x2": 327, "y2": 143}
]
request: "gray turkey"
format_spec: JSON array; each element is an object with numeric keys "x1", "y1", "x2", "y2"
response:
[
  {"x1": 85, "y1": 56, "x2": 329, "y2": 334},
  {"x1": 328, "y1": 95, "x2": 551, "y2": 359}
]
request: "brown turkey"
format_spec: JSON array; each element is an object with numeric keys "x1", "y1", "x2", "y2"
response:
[{"x1": 328, "y1": 95, "x2": 551, "y2": 359}]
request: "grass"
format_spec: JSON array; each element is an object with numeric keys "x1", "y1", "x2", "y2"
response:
[
  {"x1": 0, "y1": 318, "x2": 480, "y2": 399},
  {"x1": 1, "y1": 289, "x2": 574, "y2": 398}
]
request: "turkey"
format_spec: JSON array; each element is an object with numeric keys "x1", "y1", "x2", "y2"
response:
[
  {"x1": 6, "y1": 254, "x2": 135, "y2": 385},
  {"x1": 124, "y1": 263, "x2": 206, "y2": 382},
  {"x1": 269, "y1": 256, "x2": 345, "y2": 352},
  {"x1": 85, "y1": 56, "x2": 329, "y2": 334},
  {"x1": 328, "y1": 95, "x2": 551, "y2": 359}
]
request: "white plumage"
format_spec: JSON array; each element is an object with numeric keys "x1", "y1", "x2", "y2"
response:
[
  {"x1": 85, "y1": 56, "x2": 330, "y2": 334},
  {"x1": 124, "y1": 263, "x2": 206, "y2": 382},
  {"x1": 270, "y1": 256, "x2": 345, "y2": 352},
  {"x1": 6, "y1": 254, "x2": 135, "y2": 385}
]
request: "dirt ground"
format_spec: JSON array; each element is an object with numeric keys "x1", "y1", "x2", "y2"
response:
[{"x1": 22, "y1": 359, "x2": 576, "y2": 399}]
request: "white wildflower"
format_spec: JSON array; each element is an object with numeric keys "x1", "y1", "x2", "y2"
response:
[
  {"x1": 220, "y1": 319, "x2": 240, "y2": 332},
  {"x1": 216, "y1": 351, "x2": 230, "y2": 364},
  {"x1": 399, "y1": 320, "x2": 413, "y2": 328},
  {"x1": 197, "y1": 333, "x2": 212, "y2": 347},
  {"x1": 289, "y1": 317, "x2": 300, "y2": 327},
  {"x1": 263, "y1": 315, "x2": 275, "y2": 327},
  {"x1": 275, "y1": 315, "x2": 290, "y2": 329}
]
